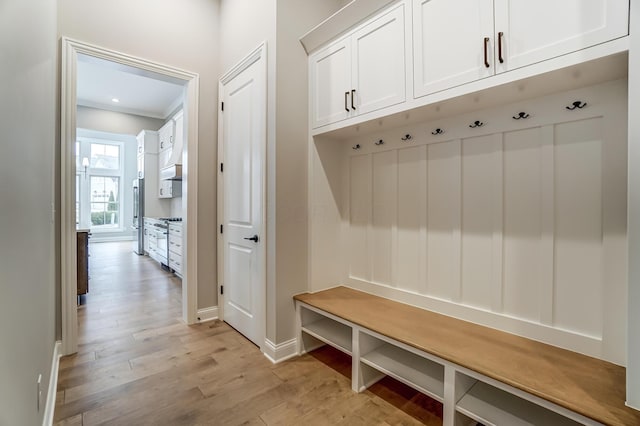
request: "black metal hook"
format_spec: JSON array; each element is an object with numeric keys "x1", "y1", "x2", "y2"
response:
[
  {"x1": 374, "y1": 139, "x2": 384, "y2": 146},
  {"x1": 512, "y1": 112, "x2": 530, "y2": 120},
  {"x1": 401, "y1": 134, "x2": 412, "y2": 141},
  {"x1": 566, "y1": 101, "x2": 587, "y2": 110},
  {"x1": 352, "y1": 144, "x2": 361, "y2": 150},
  {"x1": 431, "y1": 128, "x2": 444, "y2": 135},
  {"x1": 469, "y1": 120, "x2": 484, "y2": 128}
]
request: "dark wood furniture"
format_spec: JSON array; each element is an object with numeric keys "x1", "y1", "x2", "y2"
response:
[{"x1": 77, "y1": 230, "x2": 89, "y2": 296}]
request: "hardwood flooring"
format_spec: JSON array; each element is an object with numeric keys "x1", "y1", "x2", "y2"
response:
[{"x1": 54, "y1": 242, "x2": 443, "y2": 425}]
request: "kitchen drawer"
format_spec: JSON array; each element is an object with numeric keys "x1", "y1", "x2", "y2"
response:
[
  {"x1": 168, "y1": 223, "x2": 183, "y2": 236},
  {"x1": 169, "y1": 251, "x2": 183, "y2": 274},
  {"x1": 169, "y1": 235, "x2": 183, "y2": 255}
]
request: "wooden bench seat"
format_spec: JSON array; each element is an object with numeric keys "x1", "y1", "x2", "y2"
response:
[{"x1": 294, "y1": 286, "x2": 640, "y2": 426}]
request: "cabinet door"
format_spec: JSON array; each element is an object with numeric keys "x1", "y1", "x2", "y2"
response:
[
  {"x1": 352, "y1": 4, "x2": 406, "y2": 116},
  {"x1": 310, "y1": 38, "x2": 352, "y2": 128},
  {"x1": 159, "y1": 179, "x2": 170, "y2": 198},
  {"x1": 137, "y1": 154, "x2": 144, "y2": 179},
  {"x1": 158, "y1": 147, "x2": 172, "y2": 170},
  {"x1": 413, "y1": 0, "x2": 495, "y2": 98},
  {"x1": 494, "y1": 0, "x2": 628, "y2": 72},
  {"x1": 158, "y1": 120, "x2": 174, "y2": 152},
  {"x1": 136, "y1": 134, "x2": 144, "y2": 155},
  {"x1": 172, "y1": 111, "x2": 184, "y2": 164}
]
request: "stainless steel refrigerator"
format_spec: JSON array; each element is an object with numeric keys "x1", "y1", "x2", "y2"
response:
[{"x1": 132, "y1": 178, "x2": 145, "y2": 255}]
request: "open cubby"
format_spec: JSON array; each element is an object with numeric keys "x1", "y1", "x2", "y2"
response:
[
  {"x1": 456, "y1": 381, "x2": 582, "y2": 426},
  {"x1": 300, "y1": 305, "x2": 352, "y2": 354},
  {"x1": 359, "y1": 332, "x2": 444, "y2": 402}
]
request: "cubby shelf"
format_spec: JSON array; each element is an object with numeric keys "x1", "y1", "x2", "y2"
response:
[
  {"x1": 301, "y1": 317, "x2": 352, "y2": 355},
  {"x1": 360, "y1": 342, "x2": 444, "y2": 402},
  {"x1": 456, "y1": 382, "x2": 582, "y2": 426}
]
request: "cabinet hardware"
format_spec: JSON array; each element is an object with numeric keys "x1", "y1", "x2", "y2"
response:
[
  {"x1": 431, "y1": 128, "x2": 444, "y2": 135},
  {"x1": 220, "y1": 224, "x2": 223, "y2": 234},
  {"x1": 351, "y1": 89, "x2": 356, "y2": 110},
  {"x1": 244, "y1": 235, "x2": 259, "y2": 243},
  {"x1": 469, "y1": 120, "x2": 484, "y2": 128},
  {"x1": 345, "y1": 92, "x2": 350, "y2": 112},
  {"x1": 401, "y1": 134, "x2": 412, "y2": 141},
  {"x1": 483, "y1": 37, "x2": 490, "y2": 68},
  {"x1": 374, "y1": 139, "x2": 384, "y2": 146},
  {"x1": 221, "y1": 101, "x2": 224, "y2": 111},
  {"x1": 220, "y1": 163, "x2": 224, "y2": 172},
  {"x1": 353, "y1": 144, "x2": 361, "y2": 150},
  {"x1": 566, "y1": 101, "x2": 587, "y2": 110},
  {"x1": 498, "y1": 32, "x2": 504, "y2": 63},
  {"x1": 170, "y1": 135, "x2": 173, "y2": 144},
  {"x1": 221, "y1": 285, "x2": 224, "y2": 295},
  {"x1": 160, "y1": 141, "x2": 164, "y2": 149},
  {"x1": 512, "y1": 112, "x2": 530, "y2": 120}
]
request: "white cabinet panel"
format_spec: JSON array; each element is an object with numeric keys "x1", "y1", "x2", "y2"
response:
[
  {"x1": 371, "y1": 150, "x2": 397, "y2": 286},
  {"x1": 554, "y1": 118, "x2": 603, "y2": 338},
  {"x1": 461, "y1": 135, "x2": 501, "y2": 311},
  {"x1": 349, "y1": 155, "x2": 371, "y2": 281},
  {"x1": 413, "y1": 0, "x2": 494, "y2": 97},
  {"x1": 310, "y1": 39, "x2": 352, "y2": 128},
  {"x1": 494, "y1": 0, "x2": 629, "y2": 72},
  {"x1": 352, "y1": 5, "x2": 406, "y2": 115},
  {"x1": 397, "y1": 146, "x2": 427, "y2": 294},
  {"x1": 426, "y1": 140, "x2": 461, "y2": 301},
  {"x1": 503, "y1": 128, "x2": 544, "y2": 322}
]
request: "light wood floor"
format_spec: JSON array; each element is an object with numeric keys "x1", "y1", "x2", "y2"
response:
[{"x1": 54, "y1": 241, "x2": 443, "y2": 425}]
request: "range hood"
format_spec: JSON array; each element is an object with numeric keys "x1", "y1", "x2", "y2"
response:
[{"x1": 160, "y1": 164, "x2": 182, "y2": 180}]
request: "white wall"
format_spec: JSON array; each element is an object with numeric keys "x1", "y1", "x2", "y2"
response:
[
  {"x1": 58, "y1": 0, "x2": 220, "y2": 309},
  {"x1": 0, "y1": 0, "x2": 57, "y2": 424},
  {"x1": 77, "y1": 106, "x2": 164, "y2": 135}
]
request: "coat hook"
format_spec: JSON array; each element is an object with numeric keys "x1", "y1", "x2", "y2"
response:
[
  {"x1": 374, "y1": 139, "x2": 384, "y2": 146},
  {"x1": 469, "y1": 120, "x2": 484, "y2": 128},
  {"x1": 431, "y1": 128, "x2": 444, "y2": 135},
  {"x1": 401, "y1": 134, "x2": 412, "y2": 141},
  {"x1": 352, "y1": 144, "x2": 361, "y2": 150},
  {"x1": 512, "y1": 112, "x2": 530, "y2": 120},
  {"x1": 566, "y1": 101, "x2": 587, "y2": 110}
]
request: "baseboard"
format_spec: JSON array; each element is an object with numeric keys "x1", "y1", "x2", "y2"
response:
[
  {"x1": 43, "y1": 341, "x2": 61, "y2": 426},
  {"x1": 196, "y1": 306, "x2": 219, "y2": 323},
  {"x1": 263, "y1": 338, "x2": 298, "y2": 364}
]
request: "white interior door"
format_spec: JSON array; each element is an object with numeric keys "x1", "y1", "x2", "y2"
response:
[{"x1": 220, "y1": 48, "x2": 266, "y2": 346}]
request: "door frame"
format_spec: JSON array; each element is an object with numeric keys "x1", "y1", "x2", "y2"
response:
[
  {"x1": 60, "y1": 37, "x2": 200, "y2": 355},
  {"x1": 217, "y1": 42, "x2": 267, "y2": 351}
]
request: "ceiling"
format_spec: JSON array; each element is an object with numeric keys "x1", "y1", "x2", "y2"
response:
[{"x1": 77, "y1": 55, "x2": 184, "y2": 119}]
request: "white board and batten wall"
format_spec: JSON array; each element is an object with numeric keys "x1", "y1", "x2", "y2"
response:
[{"x1": 305, "y1": 0, "x2": 638, "y2": 408}]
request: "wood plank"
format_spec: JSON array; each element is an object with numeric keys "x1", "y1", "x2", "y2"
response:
[{"x1": 294, "y1": 286, "x2": 640, "y2": 425}]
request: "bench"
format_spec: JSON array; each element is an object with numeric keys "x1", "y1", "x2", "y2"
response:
[{"x1": 294, "y1": 286, "x2": 640, "y2": 426}]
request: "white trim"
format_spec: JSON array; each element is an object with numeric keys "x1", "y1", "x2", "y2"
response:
[
  {"x1": 263, "y1": 338, "x2": 299, "y2": 364},
  {"x1": 42, "y1": 341, "x2": 61, "y2": 426},
  {"x1": 89, "y1": 236, "x2": 134, "y2": 243},
  {"x1": 77, "y1": 99, "x2": 168, "y2": 120},
  {"x1": 61, "y1": 37, "x2": 200, "y2": 356},
  {"x1": 217, "y1": 42, "x2": 268, "y2": 351},
  {"x1": 196, "y1": 306, "x2": 219, "y2": 323}
]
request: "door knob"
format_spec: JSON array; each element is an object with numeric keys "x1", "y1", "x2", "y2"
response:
[{"x1": 244, "y1": 235, "x2": 259, "y2": 243}]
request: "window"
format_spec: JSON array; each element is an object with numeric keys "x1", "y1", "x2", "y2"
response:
[
  {"x1": 90, "y1": 176, "x2": 120, "y2": 228},
  {"x1": 75, "y1": 136, "x2": 125, "y2": 232}
]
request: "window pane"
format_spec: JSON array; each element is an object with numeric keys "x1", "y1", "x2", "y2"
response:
[
  {"x1": 90, "y1": 176, "x2": 119, "y2": 228},
  {"x1": 90, "y1": 143, "x2": 120, "y2": 170},
  {"x1": 76, "y1": 174, "x2": 80, "y2": 225}
]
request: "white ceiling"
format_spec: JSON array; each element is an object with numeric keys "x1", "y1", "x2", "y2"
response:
[{"x1": 77, "y1": 55, "x2": 184, "y2": 119}]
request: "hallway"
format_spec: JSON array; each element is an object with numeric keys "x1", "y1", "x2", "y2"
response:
[{"x1": 54, "y1": 242, "x2": 441, "y2": 425}]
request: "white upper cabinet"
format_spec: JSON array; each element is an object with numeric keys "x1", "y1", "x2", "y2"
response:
[
  {"x1": 311, "y1": 39, "x2": 352, "y2": 128},
  {"x1": 494, "y1": 0, "x2": 629, "y2": 72},
  {"x1": 413, "y1": 0, "x2": 494, "y2": 97},
  {"x1": 310, "y1": 3, "x2": 406, "y2": 129},
  {"x1": 352, "y1": 4, "x2": 406, "y2": 116},
  {"x1": 413, "y1": 0, "x2": 629, "y2": 98}
]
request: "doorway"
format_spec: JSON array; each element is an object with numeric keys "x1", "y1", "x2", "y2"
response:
[
  {"x1": 61, "y1": 38, "x2": 199, "y2": 355},
  {"x1": 217, "y1": 44, "x2": 267, "y2": 347}
]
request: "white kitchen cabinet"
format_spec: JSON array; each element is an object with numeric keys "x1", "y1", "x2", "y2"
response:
[
  {"x1": 413, "y1": 0, "x2": 629, "y2": 98},
  {"x1": 168, "y1": 222, "x2": 183, "y2": 276},
  {"x1": 493, "y1": 0, "x2": 629, "y2": 73},
  {"x1": 158, "y1": 179, "x2": 181, "y2": 199},
  {"x1": 136, "y1": 130, "x2": 158, "y2": 179},
  {"x1": 172, "y1": 109, "x2": 184, "y2": 164},
  {"x1": 158, "y1": 119, "x2": 174, "y2": 169},
  {"x1": 310, "y1": 3, "x2": 405, "y2": 129},
  {"x1": 413, "y1": 0, "x2": 494, "y2": 96}
]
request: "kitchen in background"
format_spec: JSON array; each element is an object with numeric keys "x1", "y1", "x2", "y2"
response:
[{"x1": 76, "y1": 54, "x2": 186, "y2": 301}]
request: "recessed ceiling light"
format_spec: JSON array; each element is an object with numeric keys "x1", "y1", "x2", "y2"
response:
[{"x1": 111, "y1": 98, "x2": 120, "y2": 103}]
